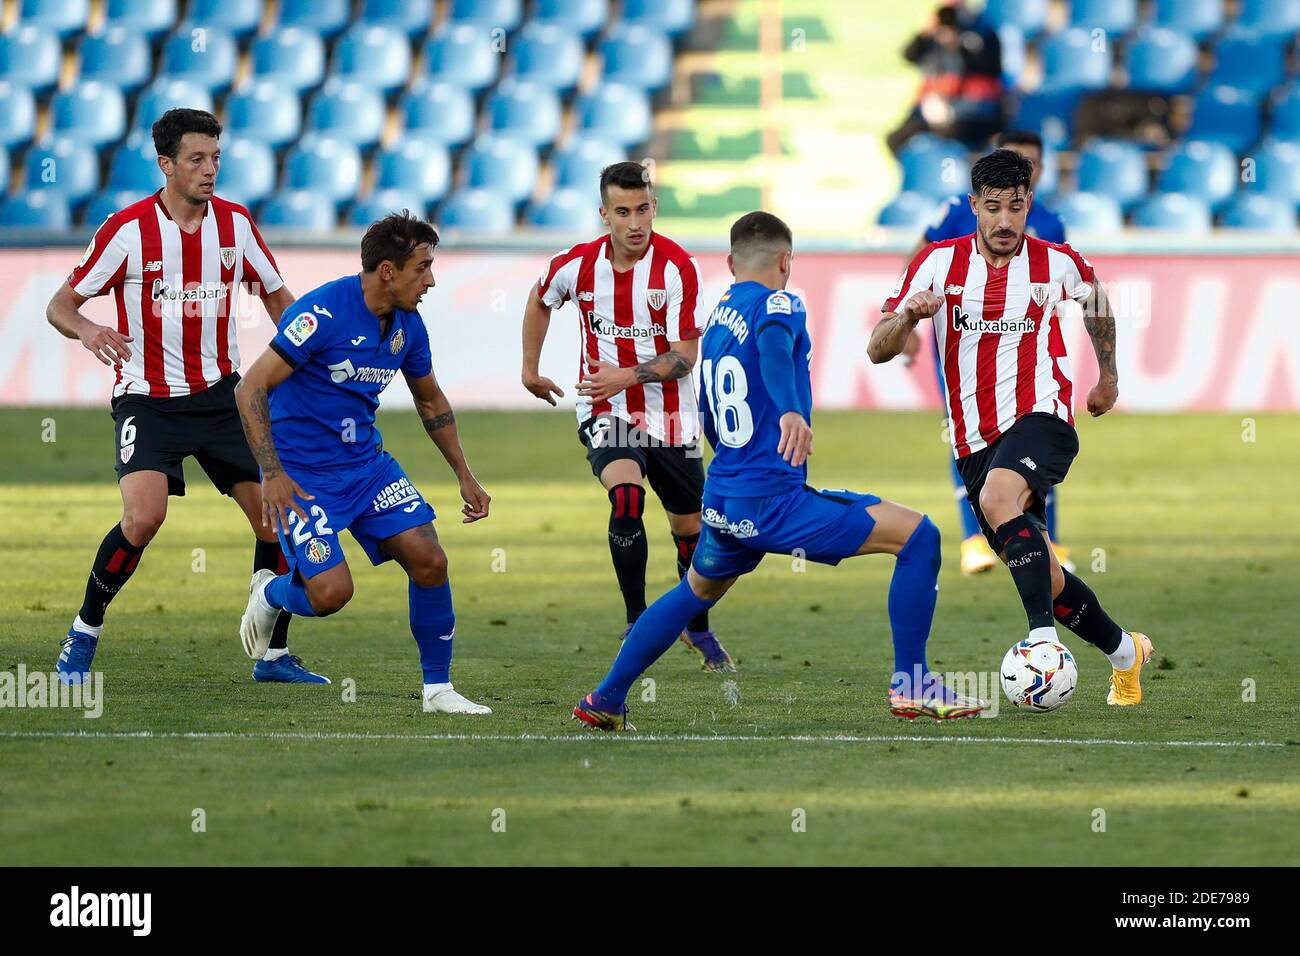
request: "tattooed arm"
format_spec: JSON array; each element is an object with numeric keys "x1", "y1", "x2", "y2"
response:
[
  {"x1": 234, "y1": 348, "x2": 312, "y2": 533},
  {"x1": 1082, "y1": 278, "x2": 1119, "y2": 417},
  {"x1": 406, "y1": 369, "x2": 490, "y2": 522},
  {"x1": 575, "y1": 339, "x2": 699, "y2": 404}
]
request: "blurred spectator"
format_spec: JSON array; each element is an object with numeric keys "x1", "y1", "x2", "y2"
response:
[{"x1": 888, "y1": 2, "x2": 1004, "y2": 155}]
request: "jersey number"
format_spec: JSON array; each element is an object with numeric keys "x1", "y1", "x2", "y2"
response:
[
  {"x1": 289, "y1": 505, "x2": 333, "y2": 546},
  {"x1": 700, "y1": 357, "x2": 754, "y2": 448}
]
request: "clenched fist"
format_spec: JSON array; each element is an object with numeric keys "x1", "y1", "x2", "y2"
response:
[{"x1": 903, "y1": 290, "x2": 945, "y2": 321}]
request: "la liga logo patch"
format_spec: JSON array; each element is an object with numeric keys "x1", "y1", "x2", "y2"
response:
[
  {"x1": 305, "y1": 537, "x2": 332, "y2": 564},
  {"x1": 285, "y1": 313, "x2": 318, "y2": 346}
]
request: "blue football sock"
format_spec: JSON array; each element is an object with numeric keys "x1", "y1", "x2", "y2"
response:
[
  {"x1": 594, "y1": 578, "x2": 719, "y2": 707},
  {"x1": 950, "y1": 455, "x2": 982, "y2": 539},
  {"x1": 888, "y1": 516, "x2": 940, "y2": 695},
  {"x1": 1045, "y1": 489, "x2": 1058, "y2": 541},
  {"x1": 409, "y1": 580, "x2": 455, "y2": 684},
  {"x1": 264, "y1": 573, "x2": 317, "y2": 618}
]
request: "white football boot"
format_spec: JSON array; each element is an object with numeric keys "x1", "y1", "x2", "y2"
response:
[
  {"x1": 240, "y1": 569, "x2": 280, "y2": 660},
  {"x1": 423, "y1": 683, "x2": 492, "y2": 714}
]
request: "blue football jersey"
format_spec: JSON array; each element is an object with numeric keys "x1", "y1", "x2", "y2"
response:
[
  {"x1": 698, "y1": 280, "x2": 812, "y2": 497},
  {"x1": 268, "y1": 274, "x2": 432, "y2": 472},
  {"x1": 924, "y1": 195, "x2": 1066, "y2": 244}
]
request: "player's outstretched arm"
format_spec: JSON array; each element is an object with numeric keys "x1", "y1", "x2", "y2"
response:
[
  {"x1": 259, "y1": 284, "x2": 297, "y2": 325},
  {"x1": 868, "y1": 291, "x2": 944, "y2": 364},
  {"x1": 1082, "y1": 278, "x2": 1119, "y2": 417},
  {"x1": 234, "y1": 349, "x2": 312, "y2": 533},
  {"x1": 521, "y1": 283, "x2": 565, "y2": 405},
  {"x1": 576, "y1": 339, "x2": 699, "y2": 403},
  {"x1": 46, "y1": 282, "x2": 134, "y2": 367},
  {"x1": 406, "y1": 370, "x2": 491, "y2": 523}
]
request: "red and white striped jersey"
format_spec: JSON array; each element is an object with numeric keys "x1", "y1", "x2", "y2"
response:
[
  {"x1": 69, "y1": 191, "x2": 284, "y2": 399},
  {"x1": 883, "y1": 233, "x2": 1096, "y2": 458},
  {"x1": 538, "y1": 231, "x2": 703, "y2": 445}
]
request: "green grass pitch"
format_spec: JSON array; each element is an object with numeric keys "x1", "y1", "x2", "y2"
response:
[{"x1": 1, "y1": 407, "x2": 1297, "y2": 865}]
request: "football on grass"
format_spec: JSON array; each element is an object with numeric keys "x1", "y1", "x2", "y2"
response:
[{"x1": 1000, "y1": 638, "x2": 1078, "y2": 712}]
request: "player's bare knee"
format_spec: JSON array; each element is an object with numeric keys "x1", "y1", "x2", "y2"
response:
[
  {"x1": 978, "y1": 484, "x2": 1016, "y2": 526},
  {"x1": 409, "y1": 546, "x2": 449, "y2": 587},
  {"x1": 121, "y1": 509, "x2": 165, "y2": 546},
  {"x1": 307, "y1": 575, "x2": 353, "y2": 615},
  {"x1": 686, "y1": 568, "x2": 732, "y2": 601}
]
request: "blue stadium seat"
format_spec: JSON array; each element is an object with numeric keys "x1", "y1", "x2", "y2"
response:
[
  {"x1": 898, "y1": 138, "x2": 971, "y2": 201},
  {"x1": 332, "y1": 25, "x2": 412, "y2": 95},
  {"x1": 619, "y1": 0, "x2": 695, "y2": 38},
  {"x1": 401, "y1": 80, "x2": 475, "y2": 147},
  {"x1": 437, "y1": 188, "x2": 515, "y2": 233},
  {"x1": 983, "y1": 0, "x2": 1049, "y2": 38},
  {"x1": 1151, "y1": 0, "x2": 1224, "y2": 41},
  {"x1": 215, "y1": 139, "x2": 277, "y2": 206},
  {"x1": 464, "y1": 135, "x2": 539, "y2": 205},
  {"x1": 132, "y1": 79, "x2": 215, "y2": 135},
  {"x1": 998, "y1": 24, "x2": 1027, "y2": 89},
  {"x1": 1271, "y1": 83, "x2": 1300, "y2": 142},
  {"x1": 1187, "y1": 86, "x2": 1261, "y2": 153},
  {"x1": 600, "y1": 25, "x2": 673, "y2": 93},
  {"x1": 487, "y1": 80, "x2": 562, "y2": 147},
  {"x1": 1054, "y1": 191, "x2": 1124, "y2": 231},
  {"x1": 553, "y1": 136, "x2": 626, "y2": 199},
  {"x1": 1220, "y1": 193, "x2": 1297, "y2": 231},
  {"x1": 108, "y1": 136, "x2": 162, "y2": 192},
  {"x1": 187, "y1": 0, "x2": 261, "y2": 39},
  {"x1": 1248, "y1": 141, "x2": 1300, "y2": 205},
  {"x1": 0, "y1": 147, "x2": 8, "y2": 191},
  {"x1": 1011, "y1": 90, "x2": 1075, "y2": 150},
  {"x1": 532, "y1": 0, "x2": 608, "y2": 39},
  {"x1": 349, "y1": 189, "x2": 428, "y2": 226},
  {"x1": 1035, "y1": 146, "x2": 1060, "y2": 197},
  {"x1": 283, "y1": 136, "x2": 362, "y2": 207},
  {"x1": 24, "y1": 137, "x2": 100, "y2": 204},
  {"x1": 1068, "y1": 0, "x2": 1137, "y2": 37},
  {"x1": 1236, "y1": 0, "x2": 1300, "y2": 39},
  {"x1": 510, "y1": 23, "x2": 585, "y2": 93},
  {"x1": 79, "y1": 28, "x2": 151, "y2": 94},
  {"x1": 20, "y1": 0, "x2": 90, "y2": 39},
  {"x1": 877, "y1": 191, "x2": 940, "y2": 229},
  {"x1": 1077, "y1": 140, "x2": 1148, "y2": 209},
  {"x1": 375, "y1": 137, "x2": 452, "y2": 203},
  {"x1": 260, "y1": 189, "x2": 337, "y2": 230},
  {"x1": 251, "y1": 28, "x2": 326, "y2": 94},
  {"x1": 576, "y1": 84, "x2": 652, "y2": 147},
  {"x1": 527, "y1": 188, "x2": 603, "y2": 231},
  {"x1": 104, "y1": 0, "x2": 177, "y2": 41},
  {"x1": 278, "y1": 0, "x2": 350, "y2": 39},
  {"x1": 423, "y1": 25, "x2": 500, "y2": 92},
  {"x1": 360, "y1": 0, "x2": 433, "y2": 38},
  {"x1": 0, "y1": 82, "x2": 37, "y2": 149},
  {"x1": 159, "y1": 27, "x2": 238, "y2": 94},
  {"x1": 446, "y1": 0, "x2": 523, "y2": 33},
  {"x1": 1207, "y1": 28, "x2": 1287, "y2": 98},
  {"x1": 85, "y1": 189, "x2": 145, "y2": 225},
  {"x1": 1040, "y1": 28, "x2": 1111, "y2": 92},
  {"x1": 0, "y1": 26, "x2": 61, "y2": 94},
  {"x1": 0, "y1": 190, "x2": 70, "y2": 228},
  {"x1": 308, "y1": 80, "x2": 386, "y2": 150},
  {"x1": 1157, "y1": 140, "x2": 1237, "y2": 209},
  {"x1": 227, "y1": 82, "x2": 302, "y2": 150},
  {"x1": 1131, "y1": 192, "x2": 1211, "y2": 230},
  {"x1": 51, "y1": 82, "x2": 128, "y2": 150},
  {"x1": 1125, "y1": 28, "x2": 1198, "y2": 93}
]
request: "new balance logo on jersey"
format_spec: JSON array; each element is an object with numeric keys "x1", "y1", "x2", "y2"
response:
[
  {"x1": 577, "y1": 291, "x2": 594, "y2": 302},
  {"x1": 945, "y1": 284, "x2": 964, "y2": 295},
  {"x1": 143, "y1": 260, "x2": 163, "y2": 273},
  {"x1": 326, "y1": 359, "x2": 399, "y2": 387},
  {"x1": 587, "y1": 312, "x2": 667, "y2": 339},
  {"x1": 952, "y1": 304, "x2": 1035, "y2": 334},
  {"x1": 1020, "y1": 456, "x2": 1038, "y2": 471}
]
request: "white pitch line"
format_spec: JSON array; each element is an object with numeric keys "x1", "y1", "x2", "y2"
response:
[{"x1": 0, "y1": 730, "x2": 1287, "y2": 748}]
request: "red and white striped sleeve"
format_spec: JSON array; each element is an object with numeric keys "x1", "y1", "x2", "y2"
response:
[
  {"x1": 68, "y1": 213, "x2": 132, "y2": 298},
  {"x1": 882, "y1": 243, "x2": 940, "y2": 314},
  {"x1": 237, "y1": 209, "x2": 284, "y2": 295},
  {"x1": 537, "y1": 243, "x2": 585, "y2": 308},
  {"x1": 665, "y1": 253, "x2": 703, "y2": 342},
  {"x1": 1055, "y1": 241, "x2": 1097, "y2": 301}
]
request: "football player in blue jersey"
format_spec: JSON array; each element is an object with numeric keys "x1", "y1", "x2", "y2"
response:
[
  {"x1": 233, "y1": 212, "x2": 493, "y2": 715},
  {"x1": 573, "y1": 212, "x2": 987, "y2": 730},
  {"x1": 898, "y1": 130, "x2": 1073, "y2": 576}
]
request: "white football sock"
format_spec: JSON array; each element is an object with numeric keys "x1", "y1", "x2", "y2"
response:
[
  {"x1": 1028, "y1": 625, "x2": 1057, "y2": 643},
  {"x1": 1106, "y1": 632, "x2": 1137, "y2": 670},
  {"x1": 263, "y1": 647, "x2": 289, "y2": 662},
  {"x1": 72, "y1": 616, "x2": 103, "y2": 638}
]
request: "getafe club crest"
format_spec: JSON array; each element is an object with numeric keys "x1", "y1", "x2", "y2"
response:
[
  {"x1": 305, "y1": 538, "x2": 332, "y2": 565},
  {"x1": 646, "y1": 289, "x2": 666, "y2": 310},
  {"x1": 220, "y1": 247, "x2": 236, "y2": 269},
  {"x1": 1030, "y1": 283, "x2": 1050, "y2": 307},
  {"x1": 390, "y1": 329, "x2": 405, "y2": 355}
]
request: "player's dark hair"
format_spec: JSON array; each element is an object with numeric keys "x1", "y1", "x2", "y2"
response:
[
  {"x1": 729, "y1": 211, "x2": 793, "y2": 253},
  {"x1": 970, "y1": 148, "x2": 1033, "y2": 197},
  {"x1": 361, "y1": 210, "x2": 440, "y2": 272},
  {"x1": 996, "y1": 129, "x2": 1043, "y2": 153},
  {"x1": 599, "y1": 161, "x2": 652, "y2": 204},
  {"x1": 152, "y1": 108, "x2": 222, "y2": 160}
]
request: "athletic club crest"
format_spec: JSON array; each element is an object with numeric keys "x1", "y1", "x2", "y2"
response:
[
  {"x1": 220, "y1": 247, "x2": 236, "y2": 269},
  {"x1": 390, "y1": 329, "x2": 405, "y2": 354},
  {"x1": 646, "y1": 289, "x2": 666, "y2": 310},
  {"x1": 1030, "y1": 283, "x2": 1050, "y2": 307}
]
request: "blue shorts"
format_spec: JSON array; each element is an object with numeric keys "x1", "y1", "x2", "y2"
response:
[
  {"x1": 692, "y1": 484, "x2": 881, "y2": 580},
  {"x1": 275, "y1": 452, "x2": 436, "y2": 579}
]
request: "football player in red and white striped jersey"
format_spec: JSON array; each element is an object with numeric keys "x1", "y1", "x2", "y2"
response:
[
  {"x1": 45, "y1": 109, "x2": 323, "y2": 685},
  {"x1": 521, "y1": 161, "x2": 734, "y2": 671},
  {"x1": 870, "y1": 148, "x2": 1154, "y2": 706}
]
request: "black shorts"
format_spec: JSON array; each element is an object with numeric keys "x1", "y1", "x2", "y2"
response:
[
  {"x1": 578, "y1": 415, "x2": 705, "y2": 515},
  {"x1": 110, "y1": 374, "x2": 259, "y2": 497},
  {"x1": 955, "y1": 412, "x2": 1079, "y2": 549}
]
